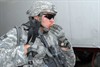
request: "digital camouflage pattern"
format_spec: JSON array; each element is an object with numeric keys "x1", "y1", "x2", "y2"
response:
[
  {"x1": 0, "y1": 28, "x2": 27, "y2": 67},
  {"x1": 0, "y1": 25, "x2": 76, "y2": 67},
  {"x1": 27, "y1": 1, "x2": 57, "y2": 16}
]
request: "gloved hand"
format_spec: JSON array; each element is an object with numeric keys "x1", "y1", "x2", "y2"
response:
[{"x1": 50, "y1": 24, "x2": 70, "y2": 47}]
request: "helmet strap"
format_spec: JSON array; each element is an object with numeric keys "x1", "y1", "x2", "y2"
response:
[{"x1": 38, "y1": 13, "x2": 44, "y2": 27}]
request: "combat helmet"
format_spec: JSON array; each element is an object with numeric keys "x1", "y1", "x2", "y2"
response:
[{"x1": 27, "y1": 1, "x2": 57, "y2": 16}]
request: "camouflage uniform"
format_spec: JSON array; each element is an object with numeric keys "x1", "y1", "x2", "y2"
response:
[
  {"x1": 0, "y1": 1, "x2": 76, "y2": 67},
  {"x1": 0, "y1": 25, "x2": 75, "y2": 67}
]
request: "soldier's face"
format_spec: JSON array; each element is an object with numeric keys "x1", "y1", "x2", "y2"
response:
[{"x1": 41, "y1": 14, "x2": 55, "y2": 29}]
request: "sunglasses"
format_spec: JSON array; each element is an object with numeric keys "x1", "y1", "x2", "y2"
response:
[{"x1": 44, "y1": 14, "x2": 55, "y2": 20}]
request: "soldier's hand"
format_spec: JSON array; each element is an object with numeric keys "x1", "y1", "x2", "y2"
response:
[
  {"x1": 24, "y1": 44, "x2": 30, "y2": 55},
  {"x1": 50, "y1": 24, "x2": 71, "y2": 48},
  {"x1": 50, "y1": 24, "x2": 64, "y2": 41}
]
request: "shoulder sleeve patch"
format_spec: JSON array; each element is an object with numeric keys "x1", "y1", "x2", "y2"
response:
[{"x1": 0, "y1": 34, "x2": 8, "y2": 40}]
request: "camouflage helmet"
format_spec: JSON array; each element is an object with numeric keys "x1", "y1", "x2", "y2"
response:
[{"x1": 27, "y1": 1, "x2": 57, "y2": 16}]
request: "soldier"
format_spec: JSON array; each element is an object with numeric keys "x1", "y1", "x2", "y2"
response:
[{"x1": 0, "y1": 1, "x2": 76, "y2": 67}]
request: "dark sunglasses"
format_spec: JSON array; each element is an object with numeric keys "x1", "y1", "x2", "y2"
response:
[{"x1": 44, "y1": 14, "x2": 55, "y2": 20}]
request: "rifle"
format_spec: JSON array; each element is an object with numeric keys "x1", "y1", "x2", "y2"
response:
[
  {"x1": 17, "y1": 17, "x2": 40, "y2": 67},
  {"x1": 16, "y1": 17, "x2": 67, "y2": 67},
  {"x1": 38, "y1": 30, "x2": 67, "y2": 67},
  {"x1": 24, "y1": 18, "x2": 40, "y2": 67}
]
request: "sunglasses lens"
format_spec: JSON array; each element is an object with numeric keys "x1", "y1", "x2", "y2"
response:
[{"x1": 44, "y1": 14, "x2": 55, "y2": 20}]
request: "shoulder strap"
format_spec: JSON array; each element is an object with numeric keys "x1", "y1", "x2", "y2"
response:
[{"x1": 14, "y1": 26, "x2": 22, "y2": 46}]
